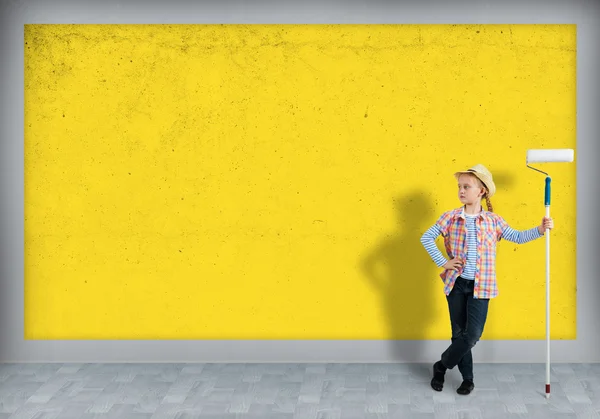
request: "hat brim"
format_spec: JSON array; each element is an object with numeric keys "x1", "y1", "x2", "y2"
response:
[{"x1": 454, "y1": 170, "x2": 495, "y2": 197}]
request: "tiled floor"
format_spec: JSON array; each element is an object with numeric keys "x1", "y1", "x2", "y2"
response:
[{"x1": 0, "y1": 363, "x2": 598, "y2": 418}]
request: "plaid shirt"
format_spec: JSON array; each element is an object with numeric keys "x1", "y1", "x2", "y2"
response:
[{"x1": 421, "y1": 207, "x2": 543, "y2": 299}]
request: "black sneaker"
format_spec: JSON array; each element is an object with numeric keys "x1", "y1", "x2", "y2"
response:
[
  {"x1": 457, "y1": 379, "x2": 474, "y2": 395},
  {"x1": 430, "y1": 361, "x2": 446, "y2": 392}
]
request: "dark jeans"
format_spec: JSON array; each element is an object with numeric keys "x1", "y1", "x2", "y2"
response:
[{"x1": 440, "y1": 277, "x2": 490, "y2": 381}]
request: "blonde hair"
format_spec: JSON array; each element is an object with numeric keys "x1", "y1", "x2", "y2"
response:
[{"x1": 485, "y1": 195, "x2": 494, "y2": 212}]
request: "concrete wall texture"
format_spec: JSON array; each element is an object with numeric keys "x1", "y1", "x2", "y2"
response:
[{"x1": 1, "y1": 0, "x2": 599, "y2": 363}]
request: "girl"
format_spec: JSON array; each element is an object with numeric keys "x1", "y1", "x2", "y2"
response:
[{"x1": 420, "y1": 164, "x2": 553, "y2": 395}]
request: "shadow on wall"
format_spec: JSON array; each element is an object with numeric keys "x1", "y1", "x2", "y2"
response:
[
  {"x1": 361, "y1": 190, "x2": 441, "y2": 366},
  {"x1": 360, "y1": 171, "x2": 516, "y2": 367}
]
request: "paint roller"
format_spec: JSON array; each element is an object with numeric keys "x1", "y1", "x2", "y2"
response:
[{"x1": 526, "y1": 148, "x2": 574, "y2": 399}]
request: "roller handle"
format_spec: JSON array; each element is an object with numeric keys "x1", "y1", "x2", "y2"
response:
[{"x1": 544, "y1": 175, "x2": 551, "y2": 399}]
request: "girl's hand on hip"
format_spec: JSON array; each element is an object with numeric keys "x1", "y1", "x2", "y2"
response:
[
  {"x1": 538, "y1": 216, "x2": 554, "y2": 234},
  {"x1": 443, "y1": 257, "x2": 464, "y2": 271}
]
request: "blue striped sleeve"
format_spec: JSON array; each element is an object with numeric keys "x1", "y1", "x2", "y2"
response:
[
  {"x1": 420, "y1": 224, "x2": 448, "y2": 267},
  {"x1": 500, "y1": 225, "x2": 543, "y2": 244}
]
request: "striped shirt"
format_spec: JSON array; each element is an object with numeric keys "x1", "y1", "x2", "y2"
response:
[
  {"x1": 420, "y1": 207, "x2": 543, "y2": 299},
  {"x1": 461, "y1": 213, "x2": 479, "y2": 280}
]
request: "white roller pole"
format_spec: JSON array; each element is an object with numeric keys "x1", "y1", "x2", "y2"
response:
[
  {"x1": 526, "y1": 149, "x2": 574, "y2": 399},
  {"x1": 545, "y1": 200, "x2": 550, "y2": 399}
]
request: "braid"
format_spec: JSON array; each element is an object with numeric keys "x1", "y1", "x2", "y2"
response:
[{"x1": 485, "y1": 195, "x2": 494, "y2": 212}]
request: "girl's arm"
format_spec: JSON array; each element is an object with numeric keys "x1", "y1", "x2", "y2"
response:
[
  {"x1": 420, "y1": 225, "x2": 448, "y2": 267},
  {"x1": 500, "y1": 217, "x2": 554, "y2": 244},
  {"x1": 500, "y1": 225, "x2": 543, "y2": 244}
]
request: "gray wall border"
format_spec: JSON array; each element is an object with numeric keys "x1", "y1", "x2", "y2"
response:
[{"x1": 1, "y1": 0, "x2": 598, "y2": 363}]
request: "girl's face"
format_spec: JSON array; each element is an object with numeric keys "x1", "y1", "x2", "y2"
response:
[{"x1": 457, "y1": 174, "x2": 486, "y2": 205}]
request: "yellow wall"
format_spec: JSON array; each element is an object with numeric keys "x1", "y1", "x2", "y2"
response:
[{"x1": 24, "y1": 24, "x2": 576, "y2": 340}]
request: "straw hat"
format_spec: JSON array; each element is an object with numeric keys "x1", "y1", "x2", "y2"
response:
[{"x1": 454, "y1": 164, "x2": 496, "y2": 198}]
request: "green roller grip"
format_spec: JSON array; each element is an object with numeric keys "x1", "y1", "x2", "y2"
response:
[{"x1": 545, "y1": 176, "x2": 551, "y2": 206}]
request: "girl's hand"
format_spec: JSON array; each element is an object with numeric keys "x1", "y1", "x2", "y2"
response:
[
  {"x1": 538, "y1": 216, "x2": 554, "y2": 234},
  {"x1": 443, "y1": 257, "x2": 464, "y2": 271}
]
